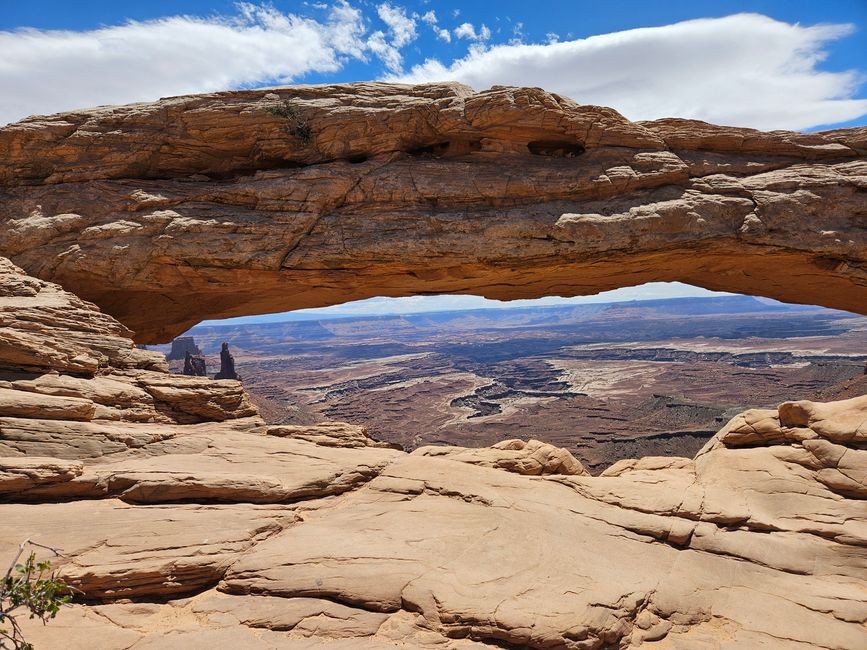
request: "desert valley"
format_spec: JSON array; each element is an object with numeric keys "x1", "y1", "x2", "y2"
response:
[{"x1": 163, "y1": 295, "x2": 867, "y2": 472}]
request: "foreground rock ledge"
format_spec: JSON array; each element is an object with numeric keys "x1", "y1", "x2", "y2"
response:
[
  {"x1": 1, "y1": 83, "x2": 866, "y2": 341},
  {"x1": 1, "y1": 259, "x2": 865, "y2": 648}
]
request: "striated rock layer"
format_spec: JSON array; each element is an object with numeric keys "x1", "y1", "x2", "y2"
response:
[
  {"x1": 0, "y1": 83, "x2": 866, "y2": 341},
  {"x1": 1, "y1": 259, "x2": 866, "y2": 648}
]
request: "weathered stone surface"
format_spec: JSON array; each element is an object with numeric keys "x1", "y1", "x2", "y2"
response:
[
  {"x1": 0, "y1": 257, "x2": 257, "y2": 430},
  {"x1": 0, "y1": 456, "x2": 82, "y2": 493},
  {"x1": 12, "y1": 430, "x2": 401, "y2": 504},
  {"x1": 1, "y1": 84, "x2": 865, "y2": 341},
  {"x1": 267, "y1": 420, "x2": 401, "y2": 449},
  {"x1": 0, "y1": 500, "x2": 294, "y2": 599},
  {"x1": 16, "y1": 590, "x2": 494, "y2": 649},
  {"x1": 413, "y1": 437, "x2": 588, "y2": 475},
  {"x1": 223, "y1": 398, "x2": 867, "y2": 649}
]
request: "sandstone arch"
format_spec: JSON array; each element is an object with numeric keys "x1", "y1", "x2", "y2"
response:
[{"x1": 1, "y1": 83, "x2": 865, "y2": 342}]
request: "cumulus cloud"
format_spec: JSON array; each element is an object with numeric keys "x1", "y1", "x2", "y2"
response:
[
  {"x1": 3, "y1": 8, "x2": 865, "y2": 132},
  {"x1": 396, "y1": 13, "x2": 867, "y2": 130},
  {"x1": 0, "y1": 1, "x2": 395, "y2": 125},
  {"x1": 376, "y1": 3, "x2": 416, "y2": 47},
  {"x1": 419, "y1": 9, "x2": 451, "y2": 42},
  {"x1": 454, "y1": 22, "x2": 491, "y2": 42}
]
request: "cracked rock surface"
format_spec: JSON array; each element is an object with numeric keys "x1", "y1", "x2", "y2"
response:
[
  {"x1": 0, "y1": 257, "x2": 865, "y2": 648},
  {"x1": 1, "y1": 83, "x2": 865, "y2": 341}
]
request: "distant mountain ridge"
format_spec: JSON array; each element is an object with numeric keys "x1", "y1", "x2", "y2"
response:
[
  {"x1": 190, "y1": 294, "x2": 822, "y2": 334},
  {"x1": 174, "y1": 295, "x2": 838, "y2": 356}
]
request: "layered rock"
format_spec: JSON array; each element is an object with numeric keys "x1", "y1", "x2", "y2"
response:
[
  {"x1": 214, "y1": 341, "x2": 240, "y2": 380},
  {"x1": 0, "y1": 83, "x2": 865, "y2": 342},
  {"x1": 414, "y1": 437, "x2": 588, "y2": 475},
  {"x1": 0, "y1": 258, "x2": 865, "y2": 649}
]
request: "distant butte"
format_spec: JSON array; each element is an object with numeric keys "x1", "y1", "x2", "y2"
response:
[{"x1": 0, "y1": 83, "x2": 864, "y2": 342}]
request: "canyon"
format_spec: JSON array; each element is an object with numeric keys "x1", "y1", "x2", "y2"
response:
[
  {"x1": 170, "y1": 296, "x2": 867, "y2": 473},
  {"x1": 0, "y1": 83, "x2": 866, "y2": 649}
]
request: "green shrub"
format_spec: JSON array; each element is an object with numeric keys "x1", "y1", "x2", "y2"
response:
[{"x1": 1, "y1": 541, "x2": 72, "y2": 650}]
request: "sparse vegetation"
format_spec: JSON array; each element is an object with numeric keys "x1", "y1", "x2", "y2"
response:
[
  {"x1": 1, "y1": 541, "x2": 71, "y2": 650},
  {"x1": 266, "y1": 100, "x2": 313, "y2": 144}
]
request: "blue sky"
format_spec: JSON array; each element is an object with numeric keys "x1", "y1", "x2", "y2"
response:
[{"x1": 3, "y1": 1, "x2": 865, "y2": 321}]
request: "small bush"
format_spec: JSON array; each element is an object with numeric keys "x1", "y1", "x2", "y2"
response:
[
  {"x1": 1, "y1": 541, "x2": 72, "y2": 650},
  {"x1": 266, "y1": 101, "x2": 313, "y2": 144}
]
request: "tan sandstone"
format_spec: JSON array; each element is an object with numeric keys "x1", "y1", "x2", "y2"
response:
[{"x1": 0, "y1": 259, "x2": 864, "y2": 648}]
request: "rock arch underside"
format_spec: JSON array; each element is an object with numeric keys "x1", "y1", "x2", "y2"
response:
[
  {"x1": 0, "y1": 83, "x2": 866, "y2": 649},
  {"x1": 1, "y1": 83, "x2": 866, "y2": 342}
]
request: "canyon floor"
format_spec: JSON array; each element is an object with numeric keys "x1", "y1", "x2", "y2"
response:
[{"x1": 166, "y1": 296, "x2": 867, "y2": 473}]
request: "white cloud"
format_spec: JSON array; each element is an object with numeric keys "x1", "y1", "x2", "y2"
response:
[
  {"x1": 419, "y1": 9, "x2": 451, "y2": 42},
  {"x1": 366, "y1": 30, "x2": 403, "y2": 73},
  {"x1": 0, "y1": 1, "x2": 403, "y2": 125},
  {"x1": 454, "y1": 22, "x2": 489, "y2": 42},
  {"x1": 434, "y1": 27, "x2": 451, "y2": 43},
  {"x1": 376, "y1": 3, "x2": 416, "y2": 47},
  {"x1": 396, "y1": 13, "x2": 867, "y2": 130}
]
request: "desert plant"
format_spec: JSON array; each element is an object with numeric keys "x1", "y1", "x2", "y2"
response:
[
  {"x1": 1, "y1": 541, "x2": 71, "y2": 650},
  {"x1": 266, "y1": 100, "x2": 313, "y2": 144}
]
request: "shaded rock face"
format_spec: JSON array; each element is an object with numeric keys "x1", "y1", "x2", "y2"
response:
[
  {"x1": 166, "y1": 336, "x2": 201, "y2": 361},
  {"x1": 214, "y1": 341, "x2": 239, "y2": 380},
  {"x1": 0, "y1": 258, "x2": 865, "y2": 649},
  {"x1": 0, "y1": 83, "x2": 865, "y2": 342},
  {"x1": 182, "y1": 351, "x2": 207, "y2": 377}
]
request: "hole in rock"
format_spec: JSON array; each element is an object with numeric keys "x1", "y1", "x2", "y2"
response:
[
  {"x1": 153, "y1": 283, "x2": 867, "y2": 475},
  {"x1": 527, "y1": 140, "x2": 585, "y2": 157},
  {"x1": 346, "y1": 155, "x2": 368, "y2": 164},
  {"x1": 406, "y1": 141, "x2": 451, "y2": 157}
]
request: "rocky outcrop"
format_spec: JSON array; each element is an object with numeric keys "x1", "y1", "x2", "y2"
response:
[
  {"x1": 414, "y1": 438, "x2": 588, "y2": 475},
  {"x1": 166, "y1": 336, "x2": 201, "y2": 361},
  {"x1": 267, "y1": 420, "x2": 402, "y2": 449},
  {"x1": 182, "y1": 350, "x2": 207, "y2": 376},
  {"x1": 0, "y1": 258, "x2": 865, "y2": 649},
  {"x1": 1, "y1": 83, "x2": 865, "y2": 342},
  {"x1": 214, "y1": 341, "x2": 240, "y2": 380}
]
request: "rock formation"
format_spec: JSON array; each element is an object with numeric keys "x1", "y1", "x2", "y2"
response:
[
  {"x1": 166, "y1": 335, "x2": 201, "y2": 361},
  {"x1": 1, "y1": 85, "x2": 866, "y2": 648},
  {"x1": 0, "y1": 256, "x2": 865, "y2": 649},
  {"x1": 182, "y1": 350, "x2": 207, "y2": 376},
  {"x1": 0, "y1": 83, "x2": 865, "y2": 342},
  {"x1": 214, "y1": 341, "x2": 239, "y2": 380}
]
